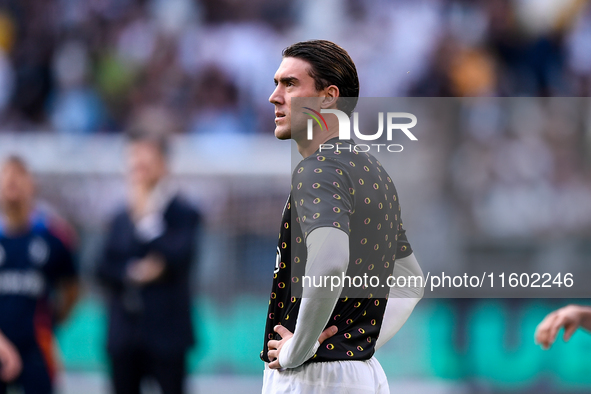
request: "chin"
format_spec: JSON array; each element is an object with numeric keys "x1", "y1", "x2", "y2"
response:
[{"x1": 274, "y1": 127, "x2": 291, "y2": 140}]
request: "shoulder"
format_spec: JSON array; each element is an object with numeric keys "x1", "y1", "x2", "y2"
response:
[
  {"x1": 100, "y1": 206, "x2": 132, "y2": 236},
  {"x1": 167, "y1": 195, "x2": 200, "y2": 222},
  {"x1": 292, "y1": 152, "x2": 355, "y2": 192},
  {"x1": 293, "y1": 151, "x2": 350, "y2": 178},
  {"x1": 31, "y1": 207, "x2": 77, "y2": 250},
  {"x1": 110, "y1": 205, "x2": 131, "y2": 225}
]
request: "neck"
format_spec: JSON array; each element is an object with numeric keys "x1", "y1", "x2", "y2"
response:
[
  {"x1": 295, "y1": 117, "x2": 341, "y2": 158},
  {"x1": 129, "y1": 178, "x2": 164, "y2": 219},
  {"x1": 1, "y1": 203, "x2": 31, "y2": 234},
  {"x1": 133, "y1": 179, "x2": 161, "y2": 196}
]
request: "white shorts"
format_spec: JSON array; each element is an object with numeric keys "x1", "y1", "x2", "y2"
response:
[{"x1": 262, "y1": 357, "x2": 390, "y2": 394}]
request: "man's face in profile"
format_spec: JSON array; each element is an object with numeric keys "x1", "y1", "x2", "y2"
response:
[{"x1": 269, "y1": 57, "x2": 324, "y2": 141}]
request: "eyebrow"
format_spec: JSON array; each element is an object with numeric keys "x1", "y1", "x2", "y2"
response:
[{"x1": 274, "y1": 76, "x2": 299, "y2": 86}]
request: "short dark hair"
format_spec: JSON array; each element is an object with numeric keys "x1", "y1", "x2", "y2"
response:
[
  {"x1": 126, "y1": 130, "x2": 170, "y2": 159},
  {"x1": 283, "y1": 40, "x2": 359, "y2": 117},
  {"x1": 2, "y1": 155, "x2": 29, "y2": 174}
]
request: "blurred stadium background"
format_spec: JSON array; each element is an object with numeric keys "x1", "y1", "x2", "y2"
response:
[{"x1": 1, "y1": 0, "x2": 591, "y2": 393}]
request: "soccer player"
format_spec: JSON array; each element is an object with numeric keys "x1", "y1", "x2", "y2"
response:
[
  {"x1": 261, "y1": 40, "x2": 424, "y2": 394},
  {"x1": 0, "y1": 156, "x2": 79, "y2": 394},
  {"x1": 535, "y1": 305, "x2": 591, "y2": 349}
]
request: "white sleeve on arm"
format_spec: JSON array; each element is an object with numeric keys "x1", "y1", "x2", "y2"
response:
[
  {"x1": 375, "y1": 252, "x2": 424, "y2": 351},
  {"x1": 278, "y1": 227, "x2": 349, "y2": 369}
]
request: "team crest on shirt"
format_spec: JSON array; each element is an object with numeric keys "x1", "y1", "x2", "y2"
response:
[
  {"x1": 0, "y1": 244, "x2": 4, "y2": 267},
  {"x1": 29, "y1": 237, "x2": 49, "y2": 266}
]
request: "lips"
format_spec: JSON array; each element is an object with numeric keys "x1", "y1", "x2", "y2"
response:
[{"x1": 275, "y1": 112, "x2": 286, "y2": 123}]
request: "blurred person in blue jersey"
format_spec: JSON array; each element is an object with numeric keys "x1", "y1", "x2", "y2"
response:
[
  {"x1": 96, "y1": 132, "x2": 200, "y2": 394},
  {"x1": 0, "y1": 156, "x2": 79, "y2": 394}
]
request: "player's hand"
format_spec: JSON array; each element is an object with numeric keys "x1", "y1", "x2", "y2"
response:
[
  {"x1": 0, "y1": 333, "x2": 22, "y2": 382},
  {"x1": 127, "y1": 253, "x2": 166, "y2": 285},
  {"x1": 267, "y1": 324, "x2": 338, "y2": 370},
  {"x1": 534, "y1": 305, "x2": 586, "y2": 349}
]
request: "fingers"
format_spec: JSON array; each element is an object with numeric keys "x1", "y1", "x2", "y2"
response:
[
  {"x1": 267, "y1": 326, "x2": 293, "y2": 369},
  {"x1": 535, "y1": 305, "x2": 584, "y2": 350},
  {"x1": 535, "y1": 312, "x2": 559, "y2": 349},
  {"x1": 127, "y1": 257, "x2": 166, "y2": 284},
  {"x1": 563, "y1": 322, "x2": 578, "y2": 342},
  {"x1": 267, "y1": 349, "x2": 277, "y2": 362},
  {"x1": 266, "y1": 340, "x2": 278, "y2": 362},
  {"x1": 269, "y1": 359, "x2": 282, "y2": 369},
  {"x1": 547, "y1": 314, "x2": 565, "y2": 348},
  {"x1": 273, "y1": 325, "x2": 292, "y2": 339},
  {"x1": 267, "y1": 326, "x2": 291, "y2": 365},
  {"x1": 267, "y1": 340, "x2": 279, "y2": 350},
  {"x1": 318, "y1": 325, "x2": 338, "y2": 345}
]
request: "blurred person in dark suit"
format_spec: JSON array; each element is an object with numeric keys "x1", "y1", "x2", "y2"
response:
[
  {"x1": 96, "y1": 133, "x2": 200, "y2": 394},
  {"x1": 0, "y1": 156, "x2": 79, "y2": 394}
]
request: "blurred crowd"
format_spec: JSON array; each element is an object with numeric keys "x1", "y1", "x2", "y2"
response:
[
  {"x1": 0, "y1": 0, "x2": 590, "y2": 240},
  {"x1": 0, "y1": 0, "x2": 589, "y2": 135},
  {"x1": 448, "y1": 99, "x2": 591, "y2": 240}
]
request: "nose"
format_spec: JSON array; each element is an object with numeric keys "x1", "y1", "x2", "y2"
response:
[{"x1": 269, "y1": 85, "x2": 283, "y2": 105}]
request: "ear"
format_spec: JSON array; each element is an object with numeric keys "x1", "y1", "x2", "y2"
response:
[{"x1": 320, "y1": 85, "x2": 340, "y2": 109}]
